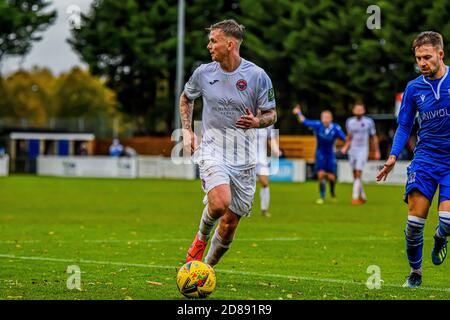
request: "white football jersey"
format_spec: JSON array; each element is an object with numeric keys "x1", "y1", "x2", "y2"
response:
[
  {"x1": 184, "y1": 58, "x2": 276, "y2": 169},
  {"x1": 346, "y1": 116, "x2": 376, "y2": 153}
]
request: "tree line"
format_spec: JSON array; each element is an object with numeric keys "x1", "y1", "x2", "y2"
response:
[
  {"x1": 2, "y1": 0, "x2": 450, "y2": 134},
  {"x1": 0, "y1": 66, "x2": 121, "y2": 126}
]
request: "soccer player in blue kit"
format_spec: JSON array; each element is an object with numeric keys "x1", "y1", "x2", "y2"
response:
[
  {"x1": 377, "y1": 31, "x2": 450, "y2": 288},
  {"x1": 293, "y1": 104, "x2": 346, "y2": 204}
]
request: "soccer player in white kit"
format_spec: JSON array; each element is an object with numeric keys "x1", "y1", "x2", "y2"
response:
[
  {"x1": 179, "y1": 20, "x2": 277, "y2": 266},
  {"x1": 342, "y1": 102, "x2": 381, "y2": 205},
  {"x1": 256, "y1": 124, "x2": 281, "y2": 217}
]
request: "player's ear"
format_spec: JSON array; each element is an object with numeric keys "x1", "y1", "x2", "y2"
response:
[{"x1": 227, "y1": 39, "x2": 234, "y2": 51}]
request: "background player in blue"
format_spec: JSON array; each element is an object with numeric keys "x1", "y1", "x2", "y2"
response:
[
  {"x1": 377, "y1": 31, "x2": 450, "y2": 288},
  {"x1": 293, "y1": 104, "x2": 346, "y2": 204}
]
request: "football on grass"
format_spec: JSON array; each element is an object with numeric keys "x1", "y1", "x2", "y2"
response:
[{"x1": 176, "y1": 261, "x2": 216, "y2": 298}]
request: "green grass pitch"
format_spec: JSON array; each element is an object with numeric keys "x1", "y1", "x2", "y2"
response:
[{"x1": 0, "y1": 175, "x2": 449, "y2": 300}]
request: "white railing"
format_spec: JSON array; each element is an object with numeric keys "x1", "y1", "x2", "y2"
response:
[
  {"x1": 35, "y1": 156, "x2": 409, "y2": 185},
  {"x1": 37, "y1": 155, "x2": 196, "y2": 180},
  {"x1": 337, "y1": 160, "x2": 408, "y2": 185},
  {"x1": 0, "y1": 155, "x2": 9, "y2": 176}
]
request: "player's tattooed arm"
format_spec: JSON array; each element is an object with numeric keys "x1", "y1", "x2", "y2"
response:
[
  {"x1": 257, "y1": 109, "x2": 277, "y2": 128},
  {"x1": 180, "y1": 92, "x2": 194, "y2": 130},
  {"x1": 179, "y1": 92, "x2": 198, "y2": 153},
  {"x1": 236, "y1": 108, "x2": 277, "y2": 129}
]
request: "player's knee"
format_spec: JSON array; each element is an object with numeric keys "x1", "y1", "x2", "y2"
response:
[
  {"x1": 209, "y1": 201, "x2": 229, "y2": 216},
  {"x1": 260, "y1": 178, "x2": 269, "y2": 188}
]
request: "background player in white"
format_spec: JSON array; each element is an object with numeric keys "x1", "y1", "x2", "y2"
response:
[
  {"x1": 180, "y1": 20, "x2": 277, "y2": 267},
  {"x1": 341, "y1": 102, "x2": 380, "y2": 205},
  {"x1": 256, "y1": 123, "x2": 282, "y2": 217}
]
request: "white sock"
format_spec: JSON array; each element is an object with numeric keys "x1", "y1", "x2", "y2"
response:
[
  {"x1": 260, "y1": 186, "x2": 270, "y2": 211},
  {"x1": 360, "y1": 185, "x2": 367, "y2": 200},
  {"x1": 411, "y1": 268, "x2": 422, "y2": 275},
  {"x1": 204, "y1": 228, "x2": 231, "y2": 266},
  {"x1": 352, "y1": 178, "x2": 361, "y2": 199},
  {"x1": 197, "y1": 205, "x2": 219, "y2": 241}
]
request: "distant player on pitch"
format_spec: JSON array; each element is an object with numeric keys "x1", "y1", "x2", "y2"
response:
[
  {"x1": 256, "y1": 123, "x2": 282, "y2": 217},
  {"x1": 341, "y1": 102, "x2": 380, "y2": 205},
  {"x1": 377, "y1": 31, "x2": 450, "y2": 288},
  {"x1": 293, "y1": 104, "x2": 346, "y2": 204},
  {"x1": 180, "y1": 20, "x2": 277, "y2": 267}
]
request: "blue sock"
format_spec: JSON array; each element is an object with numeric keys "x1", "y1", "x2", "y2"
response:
[
  {"x1": 435, "y1": 211, "x2": 450, "y2": 238},
  {"x1": 405, "y1": 215, "x2": 426, "y2": 272},
  {"x1": 319, "y1": 179, "x2": 326, "y2": 199}
]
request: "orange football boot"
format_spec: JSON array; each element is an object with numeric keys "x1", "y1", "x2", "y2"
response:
[
  {"x1": 186, "y1": 234, "x2": 208, "y2": 263},
  {"x1": 351, "y1": 198, "x2": 365, "y2": 205}
]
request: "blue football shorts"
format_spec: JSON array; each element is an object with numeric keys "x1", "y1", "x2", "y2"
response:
[
  {"x1": 315, "y1": 151, "x2": 337, "y2": 174},
  {"x1": 404, "y1": 159, "x2": 450, "y2": 206}
]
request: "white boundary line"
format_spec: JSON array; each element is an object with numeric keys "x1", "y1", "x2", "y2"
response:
[
  {"x1": 1, "y1": 253, "x2": 450, "y2": 293},
  {"x1": 0, "y1": 237, "x2": 402, "y2": 244}
]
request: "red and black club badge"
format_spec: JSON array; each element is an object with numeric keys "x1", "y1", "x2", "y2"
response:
[{"x1": 236, "y1": 79, "x2": 247, "y2": 91}]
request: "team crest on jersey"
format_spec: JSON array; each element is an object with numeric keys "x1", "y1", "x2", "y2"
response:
[
  {"x1": 407, "y1": 172, "x2": 416, "y2": 184},
  {"x1": 268, "y1": 88, "x2": 275, "y2": 102},
  {"x1": 236, "y1": 79, "x2": 247, "y2": 91}
]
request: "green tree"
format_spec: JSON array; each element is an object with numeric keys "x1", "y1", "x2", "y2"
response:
[
  {"x1": 69, "y1": 0, "x2": 178, "y2": 134},
  {"x1": 1, "y1": 67, "x2": 55, "y2": 124},
  {"x1": 69, "y1": 0, "x2": 450, "y2": 136},
  {"x1": 54, "y1": 67, "x2": 119, "y2": 119},
  {"x1": 0, "y1": 67, "x2": 121, "y2": 132},
  {"x1": 284, "y1": 0, "x2": 450, "y2": 128},
  {"x1": 0, "y1": 0, "x2": 56, "y2": 65}
]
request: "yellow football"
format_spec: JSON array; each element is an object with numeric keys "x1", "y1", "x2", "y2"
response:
[{"x1": 176, "y1": 261, "x2": 216, "y2": 298}]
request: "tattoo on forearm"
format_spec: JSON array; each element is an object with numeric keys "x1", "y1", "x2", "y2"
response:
[
  {"x1": 257, "y1": 110, "x2": 277, "y2": 128},
  {"x1": 180, "y1": 93, "x2": 194, "y2": 130}
]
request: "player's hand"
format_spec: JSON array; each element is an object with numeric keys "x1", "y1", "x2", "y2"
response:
[
  {"x1": 182, "y1": 129, "x2": 198, "y2": 155},
  {"x1": 236, "y1": 108, "x2": 260, "y2": 129},
  {"x1": 340, "y1": 146, "x2": 348, "y2": 155},
  {"x1": 374, "y1": 150, "x2": 381, "y2": 160},
  {"x1": 376, "y1": 155, "x2": 396, "y2": 182},
  {"x1": 292, "y1": 104, "x2": 302, "y2": 115}
]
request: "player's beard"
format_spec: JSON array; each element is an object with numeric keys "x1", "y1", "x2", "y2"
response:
[{"x1": 422, "y1": 59, "x2": 440, "y2": 78}]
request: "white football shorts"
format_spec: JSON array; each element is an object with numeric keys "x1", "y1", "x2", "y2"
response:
[
  {"x1": 197, "y1": 160, "x2": 256, "y2": 217},
  {"x1": 256, "y1": 162, "x2": 270, "y2": 176},
  {"x1": 348, "y1": 150, "x2": 368, "y2": 171}
]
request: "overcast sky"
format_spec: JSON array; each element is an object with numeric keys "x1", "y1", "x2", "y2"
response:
[{"x1": 1, "y1": 0, "x2": 93, "y2": 75}]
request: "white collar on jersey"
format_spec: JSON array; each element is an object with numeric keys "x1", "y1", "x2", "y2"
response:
[
  {"x1": 324, "y1": 124, "x2": 334, "y2": 134},
  {"x1": 422, "y1": 65, "x2": 449, "y2": 100}
]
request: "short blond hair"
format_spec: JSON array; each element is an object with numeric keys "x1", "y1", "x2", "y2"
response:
[{"x1": 206, "y1": 19, "x2": 245, "y2": 41}]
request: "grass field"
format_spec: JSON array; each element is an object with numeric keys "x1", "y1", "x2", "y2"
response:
[{"x1": 0, "y1": 175, "x2": 449, "y2": 300}]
